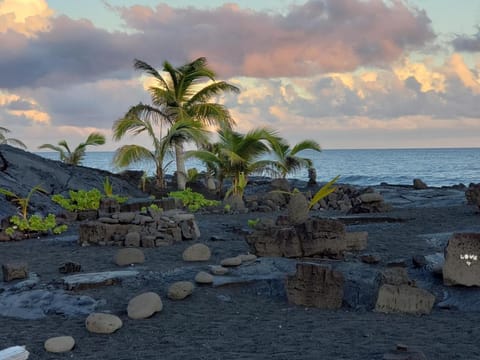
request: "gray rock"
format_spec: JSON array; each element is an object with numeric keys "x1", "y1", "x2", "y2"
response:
[
  {"x1": 2, "y1": 262, "x2": 28, "y2": 282},
  {"x1": 167, "y1": 281, "x2": 194, "y2": 300},
  {"x1": 127, "y1": 292, "x2": 162, "y2": 319},
  {"x1": 124, "y1": 231, "x2": 141, "y2": 247},
  {"x1": 220, "y1": 256, "x2": 243, "y2": 267},
  {"x1": 375, "y1": 284, "x2": 435, "y2": 315},
  {"x1": 85, "y1": 313, "x2": 123, "y2": 334},
  {"x1": 62, "y1": 270, "x2": 139, "y2": 290},
  {"x1": 44, "y1": 336, "x2": 75, "y2": 353},
  {"x1": 443, "y1": 233, "x2": 480, "y2": 286},
  {"x1": 194, "y1": 271, "x2": 214, "y2": 284},
  {"x1": 182, "y1": 243, "x2": 211, "y2": 262},
  {"x1": 413, "y1": 178, "x2": 428, "y2": 189}
]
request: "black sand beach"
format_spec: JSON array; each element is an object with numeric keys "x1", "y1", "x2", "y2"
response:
[{"x1": 1, "y1": 185, "x2": 479, "y2": 359}]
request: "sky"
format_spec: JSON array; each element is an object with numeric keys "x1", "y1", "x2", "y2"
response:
[{"x1": 0, "y1": 0, "x2": 479, "y2": 151}]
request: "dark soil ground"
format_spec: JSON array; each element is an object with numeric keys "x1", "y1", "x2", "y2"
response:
[{"x1": 1, "y1": 188, "x2": 480, "y2": 359}]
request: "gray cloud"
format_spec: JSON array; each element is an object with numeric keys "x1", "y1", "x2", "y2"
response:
[{"x1": 452, "y1": 28, "x2": 480, "y2": 52}]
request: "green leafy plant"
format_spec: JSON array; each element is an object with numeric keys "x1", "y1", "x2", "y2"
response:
[
  {"x1": 52, "y1": 189, "x2": 103, "y2": 211},
  {"x1": 308, "y1": 175, "x2": 340, "y2": 210},
  {"x1": 102, "y1": 177, "x2": 128, "y2": 203},
  {"x1": 168, "y1": 188, "x2": 220, "y2": 212},
  {"x1": 226, "y1": 171, "x2": 248, "y2": 198},
  {"x1": 247, "y1": 218, "x2": 260, "y2": 228},
  {"x1": 187, "y1": 168, "x2": 200, "y2": 183},
  {"x1": 6, "y1": 214, "x2": 67, "y2": 236}
]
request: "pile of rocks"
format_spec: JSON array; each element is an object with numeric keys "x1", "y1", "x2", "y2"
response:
[
  {"x1": 72, "y1": 193, "x2": 199, "y2": 248},
  {"x1": 79, "y1": 208, "x2": 200, "y2": 247},
  {"x1": 244, "y1": 180, "x2": 389, "y2": 214}
]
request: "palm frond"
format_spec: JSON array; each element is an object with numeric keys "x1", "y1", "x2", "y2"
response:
[
  {"x1": 113, "y1": 145, "x2": 155, "y2": 168},
  {"x1": 188, "y1": 81, "x2": 240, "y2": 104},
  {"x1": 83, "y1": 132, "x2": 106, "y2": 146},
  {"x1": 134, "y1": 59, "x2": 170, "y2": 91},
  {"x1": 290, "y1": 140, "x2": 321, "y2": 155},
  {"x1": 5, "y1": 138, "x2": 27, "y2": 149}
]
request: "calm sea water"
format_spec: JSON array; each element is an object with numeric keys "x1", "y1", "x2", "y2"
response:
[{"x1": 37, "y1": 148, "x2": 480, "y2": 187}]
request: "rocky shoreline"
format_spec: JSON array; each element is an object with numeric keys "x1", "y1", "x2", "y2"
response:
[{"x1": 0, "y1": 144, "x2": 480, "y2": 359}]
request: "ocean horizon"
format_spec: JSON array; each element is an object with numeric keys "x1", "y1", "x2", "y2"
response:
[{"x1": 36, "y1": 147, "x2": 480, "y2": 188}]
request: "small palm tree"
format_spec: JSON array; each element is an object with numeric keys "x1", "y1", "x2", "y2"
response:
[
  {"x1": 130, "y1": 57, "x2": 239, "y2": 190},
  {"x1": 0, "y1": 127, "x2": 27, "y2": 149},
  {"x1": 113, "y1": 115, "x2": 209, "y2": 189},
  {"x1": 187, "y1": 125, "x2": 281, "y2": 197},
  {"x1": 270, "y1": 140, "x2": 321, "y2": 178},
  {"x1": 38, "y1": 132, "x2": 105, "y2": 165}
]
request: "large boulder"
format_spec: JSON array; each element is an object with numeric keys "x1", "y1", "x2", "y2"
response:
[
  {"x1": 247, "y1": 217, "x2": 346, "y2": 258},
  {"x1": 182, "y1": 243, "x2": 211, "y2": 262},
  {"x1": 0, "y1": 144, "x2": 146, "y2": 219},
  {"x1": 286, "y1": 192, "x2": 310, "y2": 225},
  {"x1": 465, "y1": 183, "x2": 480, "y2": 208},
  {"x1": 443, "y1": 233, "x2": 480, "y2": 286},
  {"x1": 375, "y1": 284, "x2": 435, "y2": 315}
]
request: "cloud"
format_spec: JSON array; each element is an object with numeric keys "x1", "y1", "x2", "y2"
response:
[
  {"x1": 0, "y1": 0, "x2": 53, "y2": 37},
  {"x1": 0, "y1": 0, "x2": 435, "y2": 89},
  {"x1": 114, "y1": 0, "x2": 434, "y2": 77},
  {"x1": 452, "y1": 28, "x2": 480, "y2": 52}
]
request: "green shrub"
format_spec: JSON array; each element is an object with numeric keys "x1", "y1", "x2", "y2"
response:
[
  {"x1": 52, "y1": 188, "x2": 103, "y2": 211},
  {"x1": 6, "y1": 213, "x2": 67, "y2": 236},
  {"x1": 168, "y1": 188, "x2": 220, "y2": 212}
]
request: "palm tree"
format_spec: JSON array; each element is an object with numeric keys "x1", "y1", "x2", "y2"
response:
[
  {"x1": 38, "y1": 132, "x2": 105, "y2": 165},
  {"x1": 270, "y1": 140, "x2": 321, "y2": 178},
  {"x1": 130, "y1": 57, "x2": 239, "y2": 190},
  {"x1": 0, "y1": 127, "x2": 27, "y2": 149},
  {"x1": 187, "y1": 125, "x2": 282, "y2": 197},
  {"x1": 112, "y1": 115, "x2": 209, "y2": 189}
]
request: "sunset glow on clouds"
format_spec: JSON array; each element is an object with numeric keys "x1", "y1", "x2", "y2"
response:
[{"x1": 0, "y1": 0, "x2": 479, "y2": 150}]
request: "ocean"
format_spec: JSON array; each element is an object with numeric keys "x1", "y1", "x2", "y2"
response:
[{"x1": 37, "y1": 148, "x2": 480, "y2": 187}]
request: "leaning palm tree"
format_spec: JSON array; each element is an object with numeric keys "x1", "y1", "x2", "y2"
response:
[
  {"x1": 38, "y1": 132, "x2": 105, "y2": 165},
  {"x1": 113, "y1": 115, "x2": 209, "y2": 189},
  {"x1": 187, "y1": 125, "x2": 282, "y2": 197},
  {"x1": 130, "y1": 57, "x2": 239, "y2": 190},
  {"x1": 270, "y1": 139, "x2": 321, "y2": 178},
  {"x1": 0, "y1": 127, "x2": 27, "y2": 149}
]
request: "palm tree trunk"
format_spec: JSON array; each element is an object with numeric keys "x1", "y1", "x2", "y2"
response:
[
  {"x1": 156, "y1": 164, "x2": 165, "y2": 189},
  {"x1": 174, "y1": 142, "x2": 187, "y2": 190}
]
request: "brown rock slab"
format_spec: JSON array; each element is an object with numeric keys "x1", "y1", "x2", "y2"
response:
[
  {"x1": 85, "y1": 313, "x2": 122, "y2": 334},
  {"x1": 286, "y1": 263, "x2": 344, "y2": 309},
  {"x1": 443, "y1": 232, "x2": 480, "y2": 286},
  {"x1": 359, "y1": 192, "x2": 384, "y2": 203},
  {"x1": 44, "y1": 336, "x2": 75, "y2": 353},
  {"x1": 238, "y1": 254, "x2": 257, "y2": 262},
  {"x1": 375, "y1": 284, "x2": 435, "y2": 315},
  {"x1": 127, "y1": 292, "x2": 163, "y2": 319},
  {"x1": 378, "y1": 267, "x2": 411, "y2": 286},
  {"x1": 2, "y1": 262, "x2": 28, "y2": 282}
]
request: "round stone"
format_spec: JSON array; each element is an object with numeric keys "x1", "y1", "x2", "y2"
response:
[
  {"x1": 209, "y1": 265, "x2": 229, "y2": 275},
  {"x1": 127, "y1": 292, "x2": 163, "y2": 319},
  {"x1": 194, "y1": 271, "x2": 214, "y2": 284},
  {"x1": 167, "y1": 281, "x2": 194, "y2": 300},
  {"x1": 114, "y1": 248, "x2": 145, "y2": 266},
  {"x1": 44, "y1": 336, "x2": 75, "y2": 353},
  {"x1": 85, "y1": 313, "x2": 123, "y2": 334},
  {"x1": 239, "y1": 254, "x2": 257, "y2": 262},
  {"x1": 220, "y1": 256, "x2": 242, "y2": 267},
  {"x1": 182, "y1": 244, "x2": 211, "y2": 262}
]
